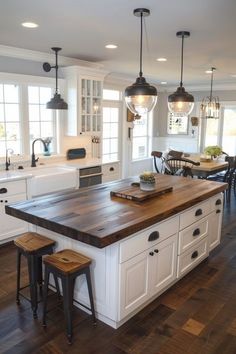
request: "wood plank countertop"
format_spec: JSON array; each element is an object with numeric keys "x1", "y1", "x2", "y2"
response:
[{"x1": 5, "y1": 175, "x2": 227, "y2": 248}]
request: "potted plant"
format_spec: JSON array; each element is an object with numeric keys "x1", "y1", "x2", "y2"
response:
[
  {"x1": 139, "y1": 171, "x2": 156, "y2": 191},
  {"x1": 203, "y1": 145, "x2": 222, "y2": 160}
]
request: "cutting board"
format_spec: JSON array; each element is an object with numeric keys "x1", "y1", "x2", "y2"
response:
[{"x1": 110, "y1": 182, "x2": 173, "y2": 202}]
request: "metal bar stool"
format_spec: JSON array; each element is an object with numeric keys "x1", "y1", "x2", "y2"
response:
[
  {"x1": 42, "y1": 249, "x2": 96, "y2": 344},
  {"x1": 14, "y1": 232, "x2": 58, "y2": 319}
]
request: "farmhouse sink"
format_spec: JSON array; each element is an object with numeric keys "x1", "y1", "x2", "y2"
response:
[{"x1": 29, "y1": 166, "x2": 78, "y2": 197}]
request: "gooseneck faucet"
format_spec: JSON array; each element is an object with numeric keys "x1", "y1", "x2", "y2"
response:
[
  {"x1": 31, "y1": 138, "x2": 48, "y2": 167},
  {"x1": 5, "y1": 148, "x2": 14, "y2": 171}
]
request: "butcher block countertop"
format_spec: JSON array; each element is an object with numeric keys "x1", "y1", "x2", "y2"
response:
[{"x1": 5, "y1": 174, "x2": 227, "y2": 248}]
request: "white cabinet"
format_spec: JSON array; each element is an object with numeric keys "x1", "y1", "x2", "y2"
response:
[
  {"x1": 209, "y1": 193, "x2": 223, "y2": 251},
  {"x1": 63, "y1": 66, "x2": 107, "y2": 136},
  {"x1": 102, "y1": 162, "x2": 120, "y2": 183},
  {"x1": 119, "y1": 217, "x2": 178, "y2": 320},
  {"x1": 0, "y1": 179, "x2": 28, "y2": 243}
]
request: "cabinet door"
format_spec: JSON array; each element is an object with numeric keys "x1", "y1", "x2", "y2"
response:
[
  {"x1": 0, "y1": 194, "x2": 28, "y2": 243},
  {"x1": 119, "y1": 251, "x2": 150, "y2": 320},
  {"x1": 209, "y1": 208, "x2": 223, "y2": 251},
  {"x1": 150, "y1": 234, "x2": 177, "y2": 297}
]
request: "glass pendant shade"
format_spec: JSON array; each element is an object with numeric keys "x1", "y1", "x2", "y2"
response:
[
  {"x1": 168, "y1": 31, "x2": 194, "y2": 116},
  {"x1": 168, "y1": 86, "x2": 194, "y2": 115},
  {"x1": 125, "y1": 8, "x2": 157, "y2": 115},
  {"x1": 43, "y1": 47, "x2": 68, "y2": 110},
  {"x1": 201, "y1": 68, "x2": 220, "y2": 119}
]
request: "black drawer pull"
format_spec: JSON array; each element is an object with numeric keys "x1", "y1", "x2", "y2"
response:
[
  {"x1": 191, "y1": 251, "x2": 199, "y2": 259},
  {"x1": 149, "y1": 252, "x2": 154, "y2": 256},
  {"x1": 215, "y1": 199, "x2": 222, "y2": 205},
  {"x1": 193, "y1": 228, "x2": 200, "y2": 237},
  {"x1": 195, "y1": 209, "x2": 203, "y2": 216},
  {"x1": 216, "y1": 209, "x2": 221, "y2": 214},
  {"x1": 5, "y1": 200, "x2": 8, "y2": 203},
  {"x1": 0, "y1": 188, "x2": 7, "y2": 194},
  {"x1": 109, "y1": 167, "x2": 114, "y2": 172},
  {"x1": 148, "y1": 231, "x2": 159, "y2": 242},
  {"x1": 154, "y1": 249, "x2": 159, "y2": 253}
]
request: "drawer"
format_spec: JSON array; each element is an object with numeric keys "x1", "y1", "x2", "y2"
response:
[
  {"x1": 177, "y1": 238, "x2": 209, "y2": 278},
  {"x1": 120, "y1": 216, "x2": 179, "y2": 263},
  {"x1": 102, "y1": 162, "x2": 120, "y2": 176},
  {"x1": 0, "y1": 179, "x2": 26, "y2": 197},
  {"x1": 179, "y1": 199, "x2": 211, "y2": 230},
  {"x1": 178, "y1": 216, "x2": 209, "y2": 254},
  {"x1": 210, "y1": 193, "x2": 223, "y2": 212}
]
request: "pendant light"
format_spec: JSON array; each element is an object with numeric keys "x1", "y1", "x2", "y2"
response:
[
  {"x1": 168, "y1": 31, "x2": 194, "y2": 115},
  {"x1": 200, "y1": 67, "x2": 220, "y2": 119},
  {"x1": 125, "y1": 8, "x2": 157, "y2": 116},
  {"x1": 43, "y1": 47, "x2": 68, "y2": 110}
]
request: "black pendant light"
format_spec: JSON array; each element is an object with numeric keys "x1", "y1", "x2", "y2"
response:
[
  {"x1": 125, "y1": 8, "x2": 157, "y2": 116},
  {"x1": 43, "y1": 47, "x2": 68, "y2": 110},
  {"x1": 168, "y1": 31, "x2": 194, "y2": 115},
  {"x1": 200, "y1": 67, "x2": 220, "y2": 119}
]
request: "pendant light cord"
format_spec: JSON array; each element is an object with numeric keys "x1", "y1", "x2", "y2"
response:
[
  {"x1": 139, "y1": 11, "x2": 143, "y2": 77},
  {"x1": 55, "y1": 50, "x2": 58, "y2": 94},
  {"x1": 210, "y1": 67, "x2": 214, "y2": 102},
  {"x1": 180, "y1": 33, "x2": 184, "y2": 87}
]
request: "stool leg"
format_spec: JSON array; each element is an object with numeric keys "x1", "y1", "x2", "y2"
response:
[
  {"x1": 16, "y1": 249, "x2": 21, "y2": 305},
  {"x1": 37, "y1": 256, "x2": 43, "y2": 294},
  {"x1": 53, "y1": 274, "x2": 61, "y2": 299},
  {"x1": 42, "y1": 265, "x2": 50, "y2": 327},
  {"x1": 61, "y1": 275, "x2": 74, "y2": 344},
  {"x1": 27, "y1": 255, "x2": 38, "y2": 319},
  {"x1": 85, "y1": 268, "x2": 97, "y2": 325}
]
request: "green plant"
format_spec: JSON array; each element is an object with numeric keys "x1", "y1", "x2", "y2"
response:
[
  {"x1": 139, "y1": 171, "x2": 156, "y2": 184},
  {"x1": 204, "y1": 145, "x2": 222, "y2": 157}
]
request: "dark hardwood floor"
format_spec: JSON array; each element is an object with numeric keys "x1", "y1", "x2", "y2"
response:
[{"x1": 1, "y1": 195, "x2": 236, "y2": 354}]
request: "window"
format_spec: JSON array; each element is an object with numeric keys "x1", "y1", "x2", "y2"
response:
[
  {"x1": 0, "y1": 84, "x2": 21, "y2": 156},
  {"x1": 167, "y1": 113, "x2": 188, "y2": 135},
  {"x1": 132, "y1": 112, "x2": 152, "y2": 160},
  {"x1": 28, "y1": 86, "x2": 56, "y2": 154},
  {"x1": 0, "y1": 74, "x2": 58, "y2": 157},
  {"x1": 221, "y1": 106, "x2": 236, "y2": 154},
  {"x1": 102, "y1": 89, "x2": 121, "y2": 162}
]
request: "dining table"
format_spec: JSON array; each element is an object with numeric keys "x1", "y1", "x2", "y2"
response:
[{"x1": 191, "y1": 158, "x2": 228, "y2": 179}]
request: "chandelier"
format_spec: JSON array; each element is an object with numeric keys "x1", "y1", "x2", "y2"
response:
[{"x1": 201, "y1": 67, "x2": 220, "y2": 119}]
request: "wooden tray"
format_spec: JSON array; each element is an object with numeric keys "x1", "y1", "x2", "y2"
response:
[{"x1": 110, "y1": 182, "x2": 173, "y2": 202}]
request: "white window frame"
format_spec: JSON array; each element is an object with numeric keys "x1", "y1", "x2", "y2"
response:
[{"x1": 132, "y1": 111, "x2": 153, "y2": 161}]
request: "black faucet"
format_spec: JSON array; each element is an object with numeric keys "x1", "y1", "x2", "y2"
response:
[
  {"x1": 31, "y1": 138, "x2": 48, "y2": 167},
  {"x1": 5, "y1": 148, "x2": 14, "y2": 171}
]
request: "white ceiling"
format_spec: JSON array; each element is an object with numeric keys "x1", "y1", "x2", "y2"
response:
[{"x1": 1, "y1": 0, "x2": 236, "y2": 88}]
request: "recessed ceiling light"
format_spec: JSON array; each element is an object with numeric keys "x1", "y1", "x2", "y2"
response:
[
  {"x1": 105, "y1": 44, "x2": 117, "y2": 49},
  {"x1": 205, "y1": 70, "x2": 213, "y2": 74},
  {"x1": 157, "y1": 58, "x2": 167, "y2": 62},
  {"x1": 231, "y1": 74, "x2": 236, "y2": 78},
  {"x1": 161, "y1": 81, "x2": 167, "y2": 84},
  {"x1": 22, "y1": 22, "x2": 38, "y2": 28}
]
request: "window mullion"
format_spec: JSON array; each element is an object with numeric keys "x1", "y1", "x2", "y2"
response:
[{"x1": 21, "y1": 83, "x2": 30, "y2": 154}]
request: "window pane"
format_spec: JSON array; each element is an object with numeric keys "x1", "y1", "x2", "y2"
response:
[
  {"x1": 41, "y1": 122, "x2": 53, "y2": 138},
  {"x1": 103, "y1": 89, "x2": 120, "y2": 100},
  {"x1": 0, "y1": 104, "x2": 4, "y2": 121},
  {"x1": 40, "y1": 106, "x2": 53, "y2": 121},
  {"x1": 0, "y1": 85, "x2": 3, "y2": 102},
  {"x1": 205, "y1": 119, "x2": 219, "y2": 146},
  {"x1": 30, "y1": 122, "x2": 40, "y2": 140},
  {"x1": 0, "y1": 122, "x2": 6, "y2": 140},
  {"x1": 110, "y1": 138, "x2": 118, "y2": 153},
  {"x1": 29, "y1": 104, "x2": 40, "y2": 121},
  {"x1": 5, "y1": 104, "x2": 20, "y2": 122},
  {"x1": 4, "y1": 85, "x2": 19, "y2": 103},
  {"x1": 6, "y1": 122, "x2": 20, "y2": 140},
  {"x1": 103, "y1": 139, "x2": 110, "y2": 154},
  {"x1": 40, "y1": 87, "x2": 52, "y2": 104},
  {"x1": 132, "y1": 137, "x2": 147, "y2": 159},
  {"x1": 222, "y1": 107, "x2": 236, "y2": 155},
  {"x1": 7, "y1": 140, "x2": 21, "y2": 154},
  {"x1": 102, "y1": 106, "x2": 119, "y2": 162},
  {"x1": 28, "y1": 86, "x2": 39, "y2": 104}
]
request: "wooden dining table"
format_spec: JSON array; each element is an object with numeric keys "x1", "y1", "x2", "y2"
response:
[{"x1": 191, "y1": 159, "x2": 228, "y2": 178}]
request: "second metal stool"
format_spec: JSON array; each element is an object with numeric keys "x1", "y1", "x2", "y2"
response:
[
  {"x1": 42, "y1": 249, "x2": 97, "y2": 344},
  {"x1": 14, "y1": 232, "x2": 58, "y2": 319}
]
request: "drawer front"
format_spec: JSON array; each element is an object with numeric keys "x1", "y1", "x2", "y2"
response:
[
  {"x1": 102, "y1": 162, "x2": 120, "y2": 176},
  {"x1": 0, "y1": 179, "x2": 26, "y2": 197},
  {"x1": 177, "y1": 238, "x2": 209, "y2": 278},
  {"x1": 210, "y1": 193, "x2": 223, "y2": 212},
  {"x1": 120, "y1": 216, "x2": 179, "y2": 263},
  {"x1": 178, "y1": 216, "x2": 209, "y2": 254},
  {"x1": 179, "y1": 200, "x2": 211, "y2": 230}
]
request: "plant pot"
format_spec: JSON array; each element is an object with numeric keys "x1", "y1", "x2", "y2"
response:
[{"x1": 140, "y1": 181, "x2": 156, "y2": 191}]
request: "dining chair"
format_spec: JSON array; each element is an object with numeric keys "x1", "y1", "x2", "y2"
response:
[
  {"x1": 164, "y1": 157, "x2": 200, "y2": 178},
  {"x1": 167, "y1": 150, "x2": 183, "y2": 159},
  {"x1": 151, "y1": 151, "x2": 166, "y2": 173}
]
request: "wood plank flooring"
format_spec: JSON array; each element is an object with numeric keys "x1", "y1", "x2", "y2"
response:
[{"x1": 1, "y1": 195, "x2": 236, "y2": 353}]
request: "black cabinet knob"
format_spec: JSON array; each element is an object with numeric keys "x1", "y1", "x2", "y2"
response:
[
  {"x1": 195, "y1": 209, "x2": 203, "y2": 216},
  {"x1": 109, "y1": 167, "x2": 114, "y2": 172},
  {"x1": 192, "y1": 228, "x2": 200, "y2": 237},
  {"x1": 154, "y1": 249, "x2": 159, "y2": 253},
  {"x1": 191, "y1": 251, "x2": 199, "y2": 259},
  {"x1": 149, "y1": 252, "x2": 154, "y2": 256},
  {"x1": 216, "y1": 209, "x2": 221, "y2": 214},
  {"x1": 0, "y1": 188, "x2": 7, "y2": 194},
  {"x1": 5, "y1": 200, "x2": 8, "y2": 203}
]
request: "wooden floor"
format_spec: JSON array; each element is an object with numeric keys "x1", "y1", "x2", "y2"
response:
[{"x1": 1, "y1": 196, "x2": 236, "y2": 354}]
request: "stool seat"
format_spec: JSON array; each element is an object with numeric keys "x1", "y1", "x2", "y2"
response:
[
  {"x1": 44, "y1": 249, "x2": 91, "y2": 274},
  {"x1": 14, "y1": 232, "x2": 55, "y2": 253}
]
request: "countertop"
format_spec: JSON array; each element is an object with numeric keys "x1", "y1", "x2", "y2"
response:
[{"x1": 5, "y1": 174, "x2": 227, "y2": 248}]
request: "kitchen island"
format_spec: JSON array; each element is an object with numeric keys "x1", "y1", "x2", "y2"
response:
[{"x1": 5, "y1": 174, "x2": 227, "y2": 328}]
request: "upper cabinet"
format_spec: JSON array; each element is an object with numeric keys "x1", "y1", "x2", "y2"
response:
[{"x1": 63, "y1": 66, "x2": 108, "y2": 136}]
